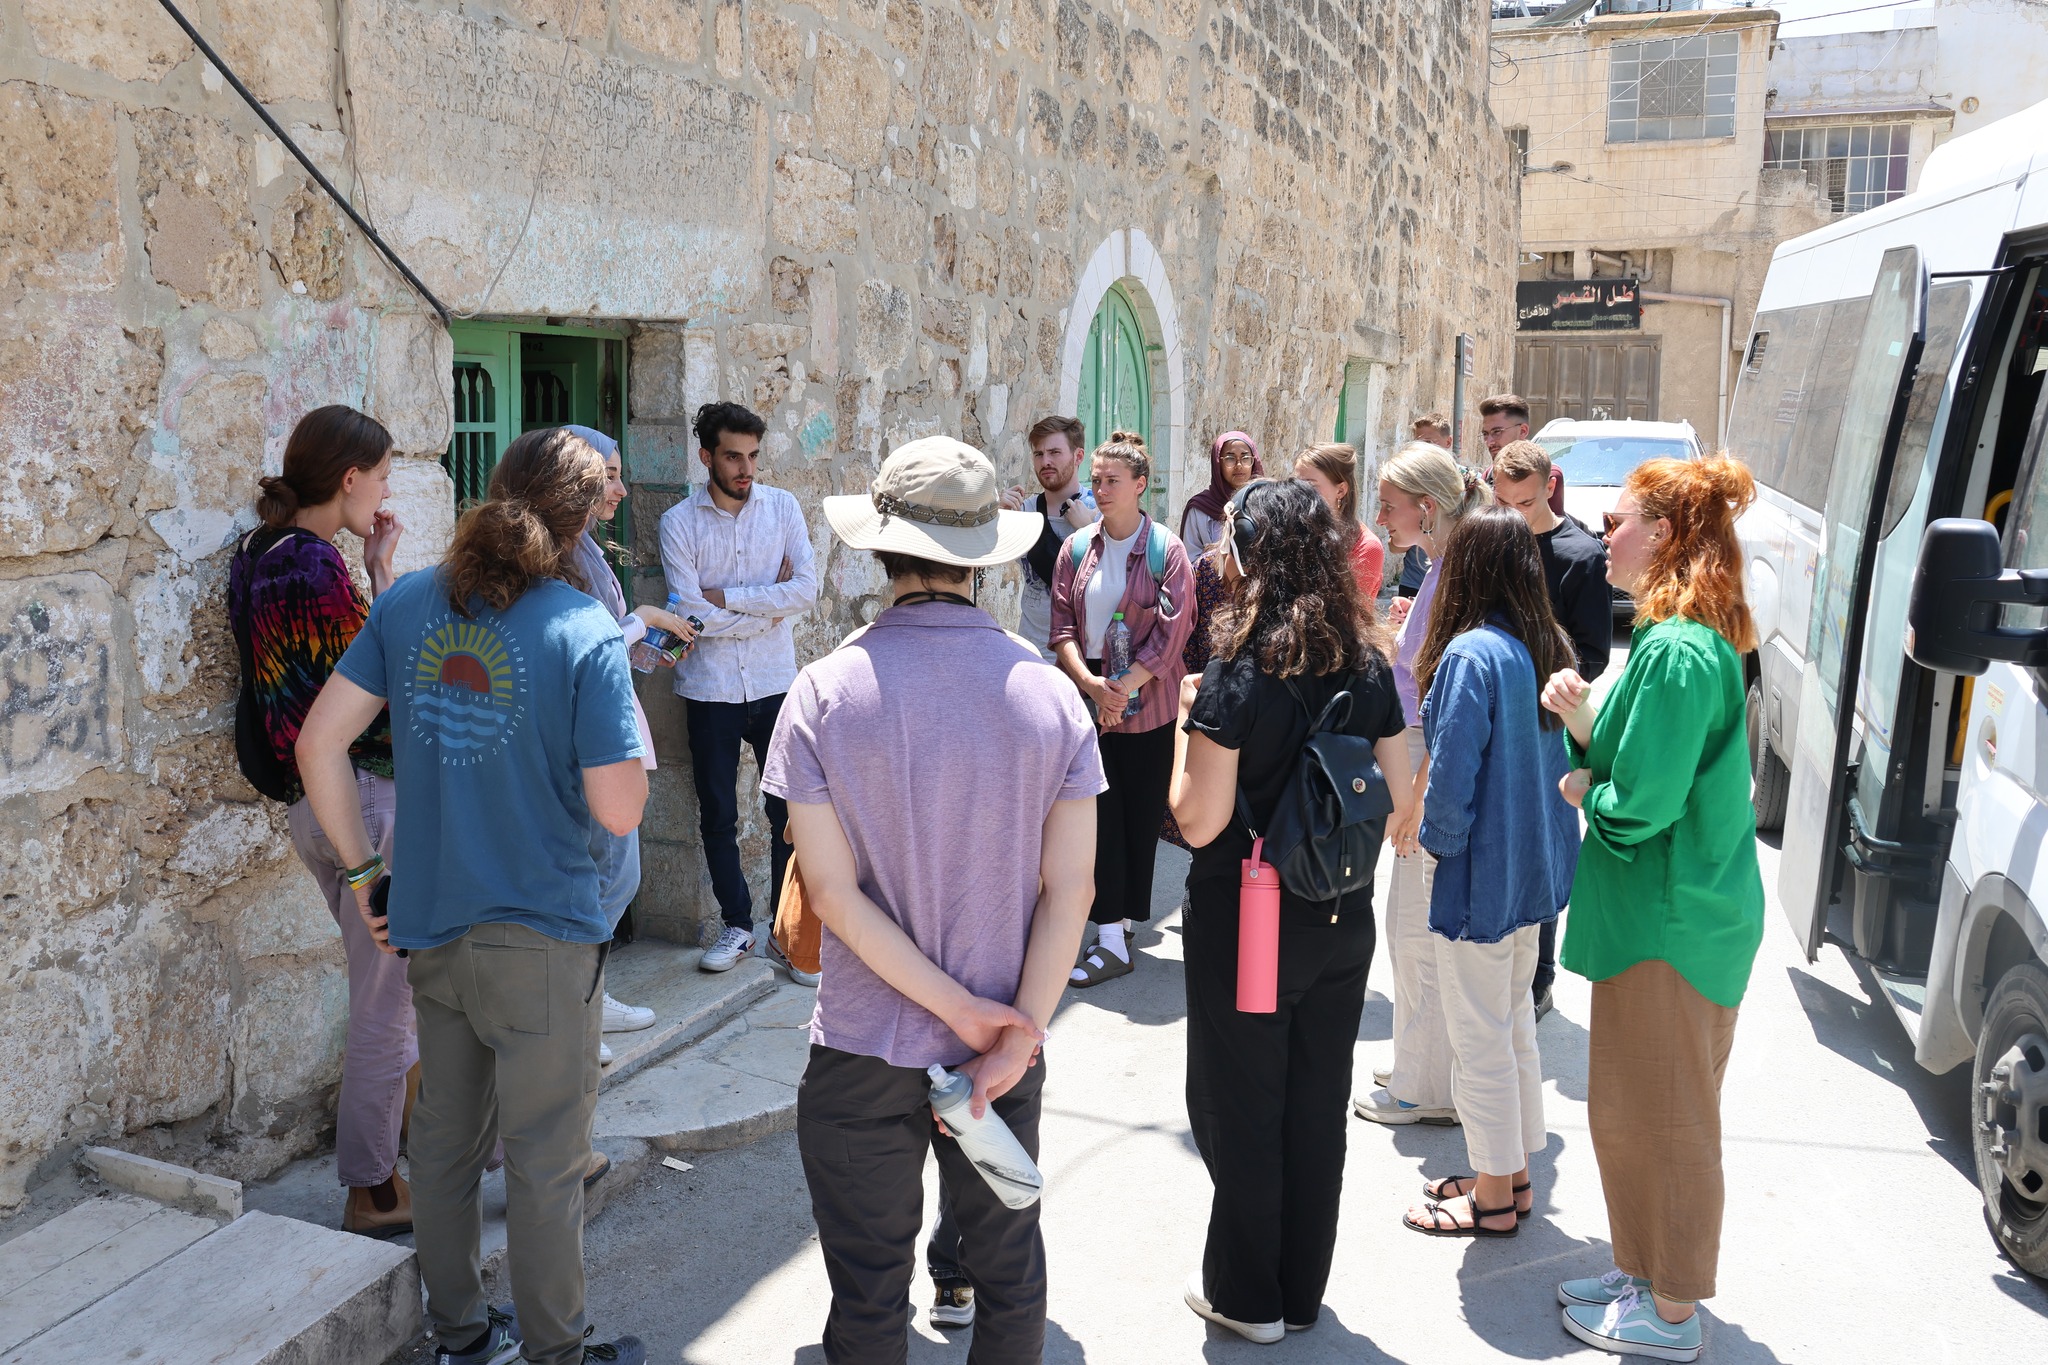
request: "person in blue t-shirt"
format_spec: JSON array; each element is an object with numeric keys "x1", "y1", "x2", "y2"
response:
[{"x1": 298, "y1": 428, "x2": 650, "y2": 1365}]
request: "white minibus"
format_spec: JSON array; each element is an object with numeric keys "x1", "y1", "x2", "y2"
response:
[{"x1": 1729, "y1": 98, "x2": 2048, "y2": 1276}]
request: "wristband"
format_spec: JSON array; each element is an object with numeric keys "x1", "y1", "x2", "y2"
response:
[{"x1": 343, "y1": 855, "x2": 386, "y2": 890}]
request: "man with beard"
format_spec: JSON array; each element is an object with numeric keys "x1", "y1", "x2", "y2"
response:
[
  {"x1": 659, "y1": 401, "x2": 819, "y2": 974},
  {"x1": 1001, "y1": 415, "x2": 1098, "y2": 661}
]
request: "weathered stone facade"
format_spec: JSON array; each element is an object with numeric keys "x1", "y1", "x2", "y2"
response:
[{"x1": 0, "y1": 0, "x2": 1515, "y2": 1206}]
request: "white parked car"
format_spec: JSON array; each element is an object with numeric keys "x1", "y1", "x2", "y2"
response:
[{"x1": 1531, "y1": 417, "x2": 1702, "y2": 613}]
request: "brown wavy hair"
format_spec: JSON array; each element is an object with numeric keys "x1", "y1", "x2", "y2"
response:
[
  {"x1": 1211, "y1": 478, "x2": 1392, "y2": 679},
  {"x1": 1295, "y1": 442, "x2": 1362, "y2": 534},
  {"x1": 255, "y1": 405, "x2": 392, "y2": 527},
  {"x1": 1625, "y1": 455, "x2": 1759, "y2": 653},
  {"x1": 441, "y1": 428, "x2": 604, "y2": 616},
  {"x1": 1092, "y1": 429, "x2": 1152, "y2": 487},
  {"x1": 1414, "y1": 505, "x2": 1576, "y2": 730}
]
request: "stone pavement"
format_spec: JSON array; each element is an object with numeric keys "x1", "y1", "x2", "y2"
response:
[{"x1": 392, "y1": 837, "x2": 2048, "y2": 1363}]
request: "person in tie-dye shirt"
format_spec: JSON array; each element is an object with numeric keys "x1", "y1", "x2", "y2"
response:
[{"x1": 226, "y1": 404, "x2": 412, "y2": 1239}]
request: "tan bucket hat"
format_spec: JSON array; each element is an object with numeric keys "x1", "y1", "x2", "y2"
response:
[{"x1": 822, "y1": 435, "x2": 1043, "y2": 568}]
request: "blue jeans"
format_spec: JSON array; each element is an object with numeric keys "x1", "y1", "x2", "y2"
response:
[{"x1": 686, "y1": 695, "x2": 792, "y2": 932}]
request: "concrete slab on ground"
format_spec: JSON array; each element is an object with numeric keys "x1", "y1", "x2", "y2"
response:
[
  {"x1": 598, "y1": 941, "x2": 775, "y2": 1086},
  {"x1": 2, "y1": 1211, "x2": 417, "y2": 1365},
  {"x1": 0, "y1": 1195, "x2": 217, "y2": 1354}
]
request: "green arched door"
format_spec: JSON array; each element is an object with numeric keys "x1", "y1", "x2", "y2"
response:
[{"x1": 1076, "y1": 283, "x2": 1159, "y2": 515}]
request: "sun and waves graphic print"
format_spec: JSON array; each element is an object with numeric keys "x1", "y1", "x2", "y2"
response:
[{"x1": 407, "y1": 616, "x2": 528, "y2": 765}]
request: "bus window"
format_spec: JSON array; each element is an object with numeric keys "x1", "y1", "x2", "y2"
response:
[
  {"x1": 1784, "y1": 298, "x2": 1871, "y2": 512},
  {"x1": 1728, "y1": 304, "x2": 1823, "y2": 496}
]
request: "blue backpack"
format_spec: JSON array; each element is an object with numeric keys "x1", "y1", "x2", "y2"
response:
[{"x1": 1068, "y1": 520, "x2": 1171, "y2": 579}]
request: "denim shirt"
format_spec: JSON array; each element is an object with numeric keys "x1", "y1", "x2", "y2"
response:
[{"x1": 1418, "y1": 622, "x2": 1580, "y2": 943}]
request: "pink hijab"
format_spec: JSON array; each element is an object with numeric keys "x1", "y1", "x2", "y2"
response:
[{"x1": 1183, "y1": 431, "x2": 1262, "y2": 527}]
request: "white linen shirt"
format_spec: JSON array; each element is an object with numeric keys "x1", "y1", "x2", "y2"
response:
[{"x1": 657, "y1": 483, "x2": 819, "y2": 703}]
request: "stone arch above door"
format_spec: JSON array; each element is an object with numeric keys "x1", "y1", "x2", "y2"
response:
[{"x1": 1057, "y1": 229, "x2": 1187, "y2": 520}]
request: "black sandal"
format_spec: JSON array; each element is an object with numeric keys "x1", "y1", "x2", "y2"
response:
[
  {"x1": 1422, "y1": 1174, "x2": 1532, "y2": 1219},
  {"x1": 1403, "y1": 1198, "x2": 1520, "y2": 1238}
]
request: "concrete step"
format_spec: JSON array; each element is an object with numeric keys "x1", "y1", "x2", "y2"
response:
[
  {"x1": 0, "y1": 1210, "x2": 417, "y2": 1365},
  {"x1": 598, "y1": 940, "x2": 776, "y2": 1087},
  {"x1": 0, "y1": 1195, "x2": 218, "y2": 1355},
  {"x1": 595, "y1": 982, "x2": 815, "y2": 1153}
]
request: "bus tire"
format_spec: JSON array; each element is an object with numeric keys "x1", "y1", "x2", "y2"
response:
[
  {"x1": 1748, "y1": 679, "x2": 1789, "y2": 832},
  {"x1": 1974, "y1": 961, "x2": 2048, "y2": 1279}
]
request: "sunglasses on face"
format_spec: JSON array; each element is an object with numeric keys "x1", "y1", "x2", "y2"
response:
[{"x1": 1602, "y1": 511, "x2": 1648, "y2": 538}]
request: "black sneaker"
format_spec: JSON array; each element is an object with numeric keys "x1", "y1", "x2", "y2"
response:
[
  {"x1": 583, "y1": 1334, "x2": 647, "y2": 1364},
  {"x1": 930, "y1": 1283, "x2": 976, "y2": 1328},
  {"x1": 1533, "y1": 982, "x2": 1555, "y2": 1021},
  {"x1": 437, "y1": 1304, "x2": 521, "y2": 1365}
]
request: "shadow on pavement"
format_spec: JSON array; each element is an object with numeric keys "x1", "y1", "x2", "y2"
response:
[
  {"x1": 1196, "y1": 1306, "x2": 1413, "y2": 1362},
  {"x1": 1538, "y1": 1006, "x2": 1591, "y2": 1103},
  {"x1": 1783, "y1": 964, "x2": 1977, "y2": 1182},
  {"x1": 1990, "y1": 1265, "x2": 2048, "y2": 1320}
]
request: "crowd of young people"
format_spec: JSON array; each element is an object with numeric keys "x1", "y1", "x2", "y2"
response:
[{"x1": 241, "y1": 391, "x2": 1765, "y2": 1364}]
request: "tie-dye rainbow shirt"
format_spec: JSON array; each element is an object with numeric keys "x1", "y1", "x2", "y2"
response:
[{"x1": 227, "y1": 527, "x2": 394, "y2": 801}]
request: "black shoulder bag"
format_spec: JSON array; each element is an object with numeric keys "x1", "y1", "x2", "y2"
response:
[{"x1": 1233, "y1": 675, "x2": 1396, "y2": 910}]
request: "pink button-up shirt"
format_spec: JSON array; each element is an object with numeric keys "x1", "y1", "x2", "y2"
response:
[{"x1": 1048, "y1": 513, "x2": 1197, "y2": 734}]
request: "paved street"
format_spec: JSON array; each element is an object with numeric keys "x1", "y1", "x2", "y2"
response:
[{"x1": 532, "y1": 835, "x2": 2045, "y2": 1362}]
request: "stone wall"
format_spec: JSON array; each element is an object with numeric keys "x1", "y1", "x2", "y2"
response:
[{"x1": 0, "y1": 0, "x2": 1516, "y2": 1206}]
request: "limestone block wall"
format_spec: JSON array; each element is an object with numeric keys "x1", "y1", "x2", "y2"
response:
[{"x1": 0, "y1": 0, "x2": 1516, "y2": 1205}]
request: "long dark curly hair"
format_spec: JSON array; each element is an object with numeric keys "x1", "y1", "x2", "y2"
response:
[
  {"x1": 1210, "y1": 479, "x2": 1392, "y2": 679},
  {"x1": 1414, "y1": 505, "x2": 1576, "y2": 730}
]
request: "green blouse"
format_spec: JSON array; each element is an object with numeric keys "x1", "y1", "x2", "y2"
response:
[{"x1": 1562, "y1": 615, "x2": 1765, "y2": 1008}]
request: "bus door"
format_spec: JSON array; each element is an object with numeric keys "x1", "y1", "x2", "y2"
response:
[{"x1": 1780, "y1": 246, "x2": 1930, "y2": 958}]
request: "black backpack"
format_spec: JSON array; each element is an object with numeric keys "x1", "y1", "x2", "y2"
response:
[
  {"x1": 228, "y1": 527, "x2": 312, "y2": 804},
  {"x1": 1235, "y1": 676, "x2": 1395, "y2": 907}
]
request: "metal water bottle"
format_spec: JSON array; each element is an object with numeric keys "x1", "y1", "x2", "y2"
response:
[
  {"x1": 1238, "y1": 836, "x2": 1280, "y2": 1013},
  {"x1": 927, "y1": 1064, "x2": 1044, "y2": 1209}
]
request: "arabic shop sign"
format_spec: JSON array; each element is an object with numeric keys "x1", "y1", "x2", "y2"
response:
[{"x1": 1516, "y1": 279, "x2": 1642, "y2": 332}]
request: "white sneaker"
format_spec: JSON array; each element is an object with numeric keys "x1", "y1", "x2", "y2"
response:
[
  {"x1": 1184, "y1": 1271, "x2": 1283, "y2": 1345},
  {"x1": 599, "y1": 1040, "x2": 614, "y2": 1066},
  {"x1": 1351, "y1": 1087, "x2": 1459, "y2": 1126},
  {"x1": 763, "y1": 935, "x2": 820, "y2": 988},
  {"x1": 602, "y1": 993, "x2": 656, "y2": 1033},
  {"x1": 700, "y1": 926, "x2": 755, "y2": 972},
  {"x1": 1372, "y1": 1065, "x2": 1392, "y2": 1087}
]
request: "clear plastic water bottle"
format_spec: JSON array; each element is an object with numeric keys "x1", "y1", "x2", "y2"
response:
[
  {"x1": 630, "y1": 592, "x2": 685, "y2": 673},
  {"x1": 1104, "y1": 612, "x2": 1141, "y2": 720},
  {"x1": 926, "y1": 1064, "x2": 1044, "y2": 1209}
]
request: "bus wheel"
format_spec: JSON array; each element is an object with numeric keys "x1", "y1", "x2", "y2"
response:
[
  {"x1": 1748, "y1": 679, "x2": 1788, "y2": 832},
  {"x1": 1974, "y1": 961, "x2": 2048, "y2": 1278}
]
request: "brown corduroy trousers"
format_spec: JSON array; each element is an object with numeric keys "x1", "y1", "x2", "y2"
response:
[{"x1": 1587, "y1": 959, "x2": 1739, "y2": 1302}]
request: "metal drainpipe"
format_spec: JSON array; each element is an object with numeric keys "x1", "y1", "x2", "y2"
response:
[{"x1": 1640, "y1": 291, "x2": 1733, "y2": 448}]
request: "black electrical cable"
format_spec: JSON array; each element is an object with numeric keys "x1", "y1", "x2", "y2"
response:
[{"x1": 152, "y1": 0, "x2": 451, "y2": 324}]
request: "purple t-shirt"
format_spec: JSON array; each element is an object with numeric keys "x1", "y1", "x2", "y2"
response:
[
  {"x1": 1394, "y1": 559, "x2": 1442, "y2": 728},
  {"x1": 761, "y1": 601, "x2": 1107, "y2": 1069}
]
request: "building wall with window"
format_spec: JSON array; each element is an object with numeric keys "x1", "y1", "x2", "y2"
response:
[
  {"x1": 1493, "y1": 9, "x2": 1830, "y2": 448},
  {"x1": 0, "y1": 0, "x2": 1517, "y2": 1203},
  {"x1": 1764, "y1": 26, "x2": 1952, "y2": 216}
]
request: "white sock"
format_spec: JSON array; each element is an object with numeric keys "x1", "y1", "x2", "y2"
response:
[{"x1": 1097, "y1": 922, "x2": 1128, "y2": 961}]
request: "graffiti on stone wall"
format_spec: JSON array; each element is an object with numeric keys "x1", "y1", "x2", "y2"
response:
[{"x1": 0, "y1": 574, "x2": 120, "y2": 799}]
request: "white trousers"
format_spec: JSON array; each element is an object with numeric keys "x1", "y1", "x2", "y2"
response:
[
  {"x1": 1386, "y1": 726, "x2": 1456, "y2": 1110},
  {"x1": 1434, "y1": 923, "x2": 1547, "y2": 1177}
]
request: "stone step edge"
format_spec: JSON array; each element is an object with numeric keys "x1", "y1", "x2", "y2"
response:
[{"x1": 598, "y1": 957, "x2": 776, "y2": 1091}]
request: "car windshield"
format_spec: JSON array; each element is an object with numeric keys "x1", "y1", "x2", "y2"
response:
[{"x1": 1535, "y1": 436, "x2": 1694, "y2": 486}]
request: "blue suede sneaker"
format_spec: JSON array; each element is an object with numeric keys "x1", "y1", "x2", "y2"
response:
[
  {"x1": 436, "y1": 1304, "x2": 521, "y2": 1365},
  {"x1": 1559, "y1": 1268, "x2": 1655, "y2": 1307},
  {"x1": 1561, "y1": 1287, "x2": 1702, "y2": 1361}
]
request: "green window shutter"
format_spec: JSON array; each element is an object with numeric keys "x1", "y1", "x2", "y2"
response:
[
  {"x1": 1077, "y1": 283, "x2": 1157, "y2": 513},
  {"x1": 446, "y1": 323, "x2": 517, "y2": 508}
]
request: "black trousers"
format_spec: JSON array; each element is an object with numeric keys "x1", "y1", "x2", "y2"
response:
[
  {"x1": 1092, "y1": 721, "x2": 1176, "y2": 925},
  {"x1": 685, "y1": 695, "x2": 792, "y2": 931},
  {"x1": 798, "y1": 1045, "x2": 1047, "y2": 1365},
  {"x1": 1183, "y1": 879, "x2": 1375, "y2": 1327}
]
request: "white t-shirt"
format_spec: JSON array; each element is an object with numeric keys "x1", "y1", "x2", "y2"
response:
[
  {"x1": 1083, "y1": 525, "x2": 1141, "y2": 660},
  {"x1": 1017, "y1": 489, "x2": 1095, "y2": 658}
]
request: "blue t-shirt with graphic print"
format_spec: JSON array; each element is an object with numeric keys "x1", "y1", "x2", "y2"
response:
[{"x1": 335, "y1": 568, "x2": 644, "y2": 950}]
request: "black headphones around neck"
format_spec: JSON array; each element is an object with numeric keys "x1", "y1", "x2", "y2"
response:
[{"x1": 1226, "y1": 479, "x2": 1273, "y2": 571}]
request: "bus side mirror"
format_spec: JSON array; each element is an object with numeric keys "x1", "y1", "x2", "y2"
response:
[{"x1": 1905, "y1": 518, "x2": 2048, "y2": 676}]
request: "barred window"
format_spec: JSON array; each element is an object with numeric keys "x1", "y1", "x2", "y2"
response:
[
  {"x1": 1764, "y1": 123, "x2": 1912, "y2": 215},
  {"x1": 1607, "y1": 33, "x2": 1738, "y2": 142}
]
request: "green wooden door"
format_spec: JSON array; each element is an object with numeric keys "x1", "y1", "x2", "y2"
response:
[{"x1": 1076, "y1": 284, "x2": 1158, "y2": 514}]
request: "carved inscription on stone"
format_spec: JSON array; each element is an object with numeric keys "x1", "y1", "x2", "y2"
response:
[
  {"x1": 0, "y1": 573, "x2": 121, "y2": 798},
  {"x1": 347, "y1": 0, "x2": 768, "y2": 318}
]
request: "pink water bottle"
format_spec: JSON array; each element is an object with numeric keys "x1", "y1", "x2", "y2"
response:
[{"x1": 1238, "y1": 836, "x2": 1280, "y2": 1013}]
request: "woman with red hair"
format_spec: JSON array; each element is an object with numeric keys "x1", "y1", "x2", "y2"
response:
[{"x1": 1539, "y1": 455, "x2": 1764, "y2": 1363}]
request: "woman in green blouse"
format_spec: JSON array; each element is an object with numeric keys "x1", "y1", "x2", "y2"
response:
[{"x1": 1539, "y1": 455, "x2": 1765, "y2": 1363}]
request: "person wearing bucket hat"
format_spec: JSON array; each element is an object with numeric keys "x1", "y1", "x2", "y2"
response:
[{"x1": 763, "y1": 436, "x2": 1105, "y2": 1365}]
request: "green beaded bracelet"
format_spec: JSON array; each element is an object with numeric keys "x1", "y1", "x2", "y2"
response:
[{"x1": 342, "y1": 855, "x2": 386, "y2": 890}]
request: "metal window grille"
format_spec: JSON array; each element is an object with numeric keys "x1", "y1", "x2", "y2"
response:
[
  {"x1": 1606, "y1": 33, "x2": 1738, "y2": 142},
  {"x1": 446, "y1": 362, "x2": 498, "y2": 507},
  {"x1": 1762, "y1": 123, "x2": 1911, "y2": 215}
]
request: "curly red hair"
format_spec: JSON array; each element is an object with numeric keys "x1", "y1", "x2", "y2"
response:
[{"x1": 1625, "y1": 454, "x2": 1759, "y2": 654}]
